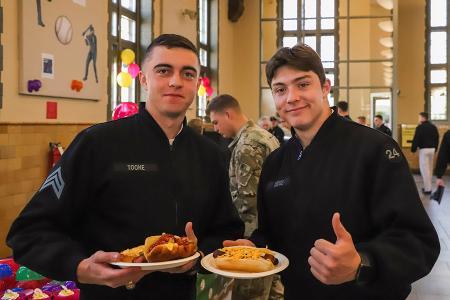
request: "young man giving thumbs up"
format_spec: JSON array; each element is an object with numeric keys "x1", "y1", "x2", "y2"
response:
[{"x1": 224, "y1": 44, "x2": 440, "y2": 299}]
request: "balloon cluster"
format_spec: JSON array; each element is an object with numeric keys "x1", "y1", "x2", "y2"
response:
[
  {"x1": 198, "y1": 77, "x2": 213, "y2": 97},
  {"x1": 117, "y1": 49, "x2": 140, "y2": 88},
  {"x1": 112, "y1": 102, "x2": 139, "y2": 120}
]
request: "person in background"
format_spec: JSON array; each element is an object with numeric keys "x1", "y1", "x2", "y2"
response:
[
  {"x1": 356, "y1": 115, "x2": 367, "y2": 126},
  {"x1": 258, "y1": 116, "x2": 272, "y2": 132},
  {"x1": 411, "y1": 112, "x2": 439, "y2": 194},
  {"x1": 187, "y1": 117, "x2": 204, "y2": 135},
  {"x1": 270, "y1": 116, "x2": 285, "y2": 145},
  {"x1": 280, "y1": 118, "x2": 292, "y2": 141},
  {"x1": 6, "y1": 34, "x2": 244, "y2": 300},
  {"x1": 435, "y1": 130, "x2": 450, "y2": 187},
  {"x1": 373, "y1": 114, "x2": 392, "y2": 136},
  {"x1": 224, "y1": 43, "x2": 439, "y2": 299},
  {"x1": 337, "y1": 101, "x2": 351, "y2": 120},
  {"x1": 207, "y1": 94, "x2": 282, "y2": 300}
]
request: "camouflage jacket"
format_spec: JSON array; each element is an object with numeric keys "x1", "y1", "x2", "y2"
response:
[{"x1": 229, "y1": 120, "x2": 280, "y2": 237}]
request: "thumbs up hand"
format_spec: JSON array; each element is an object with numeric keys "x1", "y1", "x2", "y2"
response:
[{"x1": 308, "y1": 213, "x2": 361, "y2": 285}]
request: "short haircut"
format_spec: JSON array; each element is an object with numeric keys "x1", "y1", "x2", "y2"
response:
[
  {"x1": 206, "y1": 94, "x2": 241, "y2": 116},
  {"x1": 187, "y1": 118, "x2": 203, "y2": 135},
  {"x1": 266, "y1": 44, "x2": 326, "y2": 87},
  {"x1": 142, "y1": 34, "x2": 199, "y2": 65},
  {"x1": 337, "y1": 101, "x2": 349, "y2": 112},
  {"x1": 419, "y1": 112, "x2": 429, "y2": 120},
  {"x1": 357, "y1": 116, "x2": 366, "y2": 122},
  {"x1": 374, "y1": 114, "x2": 383, "y2": 120}
]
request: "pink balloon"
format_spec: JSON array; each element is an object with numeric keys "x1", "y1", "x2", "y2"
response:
[
  {"x1": 112, "y1": 102, "x2": 139, "y2": 120},
  {"x1": 128, "y1": 63, "x2": 141, "y2": 79},
  {"x1": 206, "y1": 86, "x2": 213, "y2": 97},
  {"x1": 202, "y1": 76, "x2": 210, "y2": 87}
]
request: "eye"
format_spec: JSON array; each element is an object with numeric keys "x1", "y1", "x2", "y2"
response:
[
  {"x1": 156, "y1": 68, "x2": 170, "y2": 76},
  {"x1": 183, "y1": 71, "x2": 196, "y2": 79},
  {"x1": 273, "y1": 87, "x2": 286, "y2": 95},
  {"x1": 298, "y1": 82, "x2": 310, "y2": 88}
]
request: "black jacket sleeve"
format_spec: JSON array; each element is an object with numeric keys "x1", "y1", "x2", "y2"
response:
[
  {"x1": 6, "y1": 130, "x2": 94, "y2": 281},
  {"x1": 411, "y1": 125, "x2": 420, "y2": 153},
  {"x1": 435, "y1": 130, "x2": 450, "y2": 178},
  {"x1": 357, "y1": 139, "x2": 440, "y2": 288},
  {"x1": 198, "y1": 150, "x2": 244, "y2": 255}
]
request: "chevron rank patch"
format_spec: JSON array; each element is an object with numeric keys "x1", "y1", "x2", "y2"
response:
[{"x1": 39, "y1": 167, "x2": 65, "y2": 199}]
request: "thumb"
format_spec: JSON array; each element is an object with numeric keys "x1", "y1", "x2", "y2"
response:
[
  {"x1": 332, "y1": 212, "x2": 351, "y2": 243},
  {"x1": 185, "y1": 221, "x2": 197, "y2": 242}
]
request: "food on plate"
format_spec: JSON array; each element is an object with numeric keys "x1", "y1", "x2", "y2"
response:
[
  {"x1": 119, "y1": 233, "x2": 197, "y2": 263},
  {"x1": 212, "y1": 247, "x2": 279, "y2": 272},
  {"x1": 143, "y1": 234, "x2": 197, "y2": 262},
  {"x1": 119, "y1": 245, "x2": 145, "y2": 263}
]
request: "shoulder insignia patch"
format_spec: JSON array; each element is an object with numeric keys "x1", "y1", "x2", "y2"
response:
[
  {"x1": 39, "y1": 167, "x2": 65, "y2": 199},
  {"x1": 383, "y1": 143, "x2": 402, "y2": 163}
]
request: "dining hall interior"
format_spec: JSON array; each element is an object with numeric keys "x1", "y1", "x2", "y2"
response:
[{"x1": 0, "y1": 0, "x2": 450, "y2": 299}]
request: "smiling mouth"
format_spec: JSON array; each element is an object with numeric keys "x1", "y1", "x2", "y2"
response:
[
  {"x1": 286, "y1": 105, "x2": 308, "y2": 113},
  {"x1": 164, "y1": 94, "x2": 184, "y2": 98}
]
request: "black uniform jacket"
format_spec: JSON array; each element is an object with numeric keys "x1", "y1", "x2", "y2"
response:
[
  {"x1": 411, "y1": 121, "x2": 439, "y2": 152},
  {"x1": 375, "y1": 123, "x2": 392, "y2": 137},
  {"x1": 435, "y1": 130, "x2": 450, "y2": 178},
  {"x1": 250, "y1": 110, "x2": 440, "y2": 300},
  {"x1": 7, "y1": 109, "x2": 244, "y2": 300}
]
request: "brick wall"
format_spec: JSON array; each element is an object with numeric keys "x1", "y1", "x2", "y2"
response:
[{"x1": 0, "y1": 123, "x2": 91, "y2": 258}]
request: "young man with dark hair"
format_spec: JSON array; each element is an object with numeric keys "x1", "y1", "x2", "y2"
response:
[
  {"x1": 225, "y1": 44, "x2": 439, "y2": 299},
  {"x1": 373, "y1": 114, "x2": 392, "y2": 136},
  {"x1": 337, "y1": 101, "x2": 351, "y2": 120},
  {"x1": 269, "y1": 115, "x2": 285, "y2": 145},
  {"x1": 207, "y1": 94, "x2": 282, "y2": 299},
  {"x1": 7, "y1": 34, "x2": 244, "y2": 299},
  {"x1": 411, "y1": 112, "x2": 440, "y2": 194}
]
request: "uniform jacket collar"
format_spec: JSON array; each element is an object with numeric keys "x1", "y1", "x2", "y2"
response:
[
  {"x1": 137, "y1": 108, "x2": 188, "y2": 142},
  {"x1": 228, "y1": 120, "x2": 256, "y2": 149}
]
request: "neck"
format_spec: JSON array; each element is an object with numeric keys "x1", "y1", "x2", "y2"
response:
[
  {"x1": 294, "y1": 107, "x2": 332, "y2": 148},
  {"x1": 231, "y1": 115, "x2": 249, "y2": 138},
  {"x1": 146, "y1": 104, "x2": 184, "y2": 139}
]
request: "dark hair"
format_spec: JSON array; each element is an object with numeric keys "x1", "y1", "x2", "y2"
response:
[
  {"x1": 206, "y1": 94, "x2": 241, "y2": 116},
  {"x1": 337, "y1": 101, "x2": 349, "y2": 112},
  {"x1": 374, "y1": 114, "x2": 383, "y2": 120},
  {"x1": 419, "y1": 112, "x2": 429, "y2": 120},
  {"x1": 266, "y1": 44, "x2": 326, "y2": 87},
  {"x1": 187, "y1": 118, "x2": 203, "y2": 135},
  {"x1": 142, "y1": 34, "x2": 199, "y2": 65}
]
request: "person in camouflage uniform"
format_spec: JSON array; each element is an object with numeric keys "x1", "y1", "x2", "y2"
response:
[{"x1": 207, "y1": 94, "x2": 284, "y2": 300}]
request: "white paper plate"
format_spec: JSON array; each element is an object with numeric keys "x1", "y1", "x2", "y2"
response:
[
  {"x1": 200, "y1": 247, "x2": 289, "y2": 279},
  {"x1": 111, "y1": 252, "x2": 200, "y2": 271}
]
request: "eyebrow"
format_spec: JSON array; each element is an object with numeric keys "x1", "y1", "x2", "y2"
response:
[
  {"x1": 154, "y1": 63, "x2": 198, "y2": 74},
  {"x1": 272, "y1": 75, "x2": 312, "y2": 87}
]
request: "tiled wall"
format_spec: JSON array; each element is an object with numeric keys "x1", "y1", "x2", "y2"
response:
[{"x1": 0, "y1": 123, "x2": 91, "y2": 258}]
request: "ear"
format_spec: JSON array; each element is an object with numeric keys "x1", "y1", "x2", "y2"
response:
[
  {"x1": 139, "y1": 71, "x2": 148, "y2": 91},
  {"x1": 196, "y1": 77, "x2": 201, "y2": 91}
]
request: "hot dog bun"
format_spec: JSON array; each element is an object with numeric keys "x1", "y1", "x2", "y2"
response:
[
  {"x1": 119, "y1": 245, "x2": 145, "y2": 262},
  {"x1": 143, "y1": 233, "x2": 197, "y2": 262},
  {"x1": 213, "y1": 247, "x2": 279, "y2": 273}
]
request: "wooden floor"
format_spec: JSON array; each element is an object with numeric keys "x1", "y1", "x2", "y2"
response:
[{"x1": 407, "y1": 176, "x2": 450, "y2": 300}]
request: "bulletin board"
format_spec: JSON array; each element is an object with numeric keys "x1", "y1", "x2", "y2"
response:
[{"x1": 19, "y1": 0, "x2": 104, "y2": 100}]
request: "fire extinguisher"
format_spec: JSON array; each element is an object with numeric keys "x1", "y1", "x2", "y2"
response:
[{"x1": 49, "y1": 142, "x2": 64, "y2": 172}]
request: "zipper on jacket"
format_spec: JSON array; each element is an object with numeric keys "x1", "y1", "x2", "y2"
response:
[{"x1": 168, "y1": 139, "x2": 178, "y2": 227}]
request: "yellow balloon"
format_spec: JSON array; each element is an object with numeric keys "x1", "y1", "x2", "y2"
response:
[
  {"x1": 198, "y1": 85, "x2": 206, "y2": 97},
  {"x1": 117, "y1": 72, "x2": 132, "y2": 88},
  {"x1": 121, "y1": 49, "x2": 135, "y2": 65}
]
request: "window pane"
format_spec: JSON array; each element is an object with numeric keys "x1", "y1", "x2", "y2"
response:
[
  {"x1": 199, "y1": 48, "x2": 208, "y2": 67},
  {"x1": 121, "y1": 0, "x2": 136, "y2": 12},
  {"x1": 199, "y1": 0, "x2": 208, "y2": 44},
  {"x1": 327, "y1": 73, "x2": 335, "y2": 86},
  {"x1": 321, "y1": 0, "x2": 334, "y2": 18},
  {"x1": 111, "y1": 12, "x2": 117, "y2": 37},
  {"x1": 303, "y1": 0, "x2": 316, "y2": 18},
  {"x1": 120, "y1": 15, "x2": 136, "y2": 42},
  {"x1": 304, "y1": 19, "x2": 316, "y2": 30},
  {"x1": 283, "y1": 36, "x2": 298, "y2": 47},
  {"x1": 430, "y1": 31, "x2": 447, "y2": 64},
  {"x1": 321, "y1": 35, "x2": 334, "y2": 68},
  {"x1": 430, "y1": 86, "x2": 447, "y2": 120},
  {"x1": 304, "y1": 36, "x2": 316, "y2": 51},
  {"x1": 283, "y1": 0, "x2": 297, "y2": 30},
  {"x1": 198, "y1": 94, "x2": 207, "y2": 117},
  {"x1": 430, "y1": 69, "x2": 447, "y2": 84},
  {"x1": 430, "y1": 0, "x2": 446, "y2": 27},
  {"x1": 111, "y1": 60, "x2": 118, "y2": 110},
  {"x1": 321, "y1": 18, "x2": 334, "y2": 30}
]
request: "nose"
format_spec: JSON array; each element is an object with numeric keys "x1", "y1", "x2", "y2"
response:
[
  {"x1": 286, "y1": 88, "x2": 299, "y2": 104},
  {"x1": 169, "y1": 73, "x2": 182, "y2": 88}
]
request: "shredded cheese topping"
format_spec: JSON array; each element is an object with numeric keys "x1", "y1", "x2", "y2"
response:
[{"x1": 218, "y1": 247, "x2": 274, "y2": 260}]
